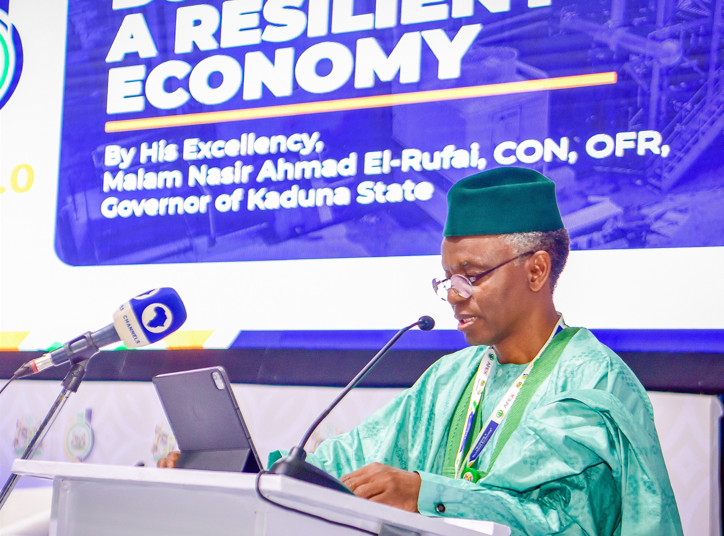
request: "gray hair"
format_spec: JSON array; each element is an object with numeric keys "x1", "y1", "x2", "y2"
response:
[{"x1": 501, "y1": 229, "x2": 570, "y2": 291}]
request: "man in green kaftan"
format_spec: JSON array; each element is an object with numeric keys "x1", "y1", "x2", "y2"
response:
[{"x1": 280, "y1": 168, "x2": 684, "y2": 535}]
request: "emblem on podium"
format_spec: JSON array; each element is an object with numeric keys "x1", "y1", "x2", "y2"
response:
[{"x1": 64, "y1": 409, "x2": 94, "y2": 462}]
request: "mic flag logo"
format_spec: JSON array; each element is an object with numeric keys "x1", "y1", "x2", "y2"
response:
[
  {"x1": 0, "y1": 5, "x2": 23, "y2": 110},
  {"x1": 142, "y1": 303, "x2": 173, "y2": 333}
]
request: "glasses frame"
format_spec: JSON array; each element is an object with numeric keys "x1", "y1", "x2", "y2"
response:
[{"x1": 432, "y1": 251, "x2": 536, "y2": 301}]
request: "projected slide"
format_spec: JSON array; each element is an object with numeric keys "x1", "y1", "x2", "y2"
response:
[
  {"x1": 1, "y1": 0, "x2": 722, "y2": 353},
  {"x1": 54, "y1": 0, "x2": 724, "y2": 266}
]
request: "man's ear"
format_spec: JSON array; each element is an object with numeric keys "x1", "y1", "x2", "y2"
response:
[{"x1": 528, "y1": 251, "x2": 552, "y2": 293}]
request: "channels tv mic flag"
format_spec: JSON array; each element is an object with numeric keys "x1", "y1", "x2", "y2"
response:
[
  {"x1": 112, "y1": 288, "x2": 187, "y2": 348},
  {"x1": 14, "y1": 288, "x2": 187, "y2": 378}
]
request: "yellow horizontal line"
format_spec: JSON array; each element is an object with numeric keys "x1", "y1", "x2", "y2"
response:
[
  {"x1": 105, "y1": 72, "x2": 617, "y2": 133},
  {"x1": 163, "y1": 330, "x2": 214, "y2": 350}
]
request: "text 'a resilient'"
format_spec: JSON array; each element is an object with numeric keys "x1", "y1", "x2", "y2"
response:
[{"x1": 106, "y1": 0, "x2": 553, "y2": 113}]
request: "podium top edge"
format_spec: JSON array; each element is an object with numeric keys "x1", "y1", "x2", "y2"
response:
[{"x1": 12, "y1": 460, "x2": 509, "y2": 536}]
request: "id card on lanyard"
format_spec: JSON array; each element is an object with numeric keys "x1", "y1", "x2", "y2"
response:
[{"x1": 454, "y1": 317, "x2": 568, "y2": 481}]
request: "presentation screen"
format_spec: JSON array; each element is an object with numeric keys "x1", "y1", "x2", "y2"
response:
[{"x1": 0, "y1": 0, "x2": 722, "y2": 353}]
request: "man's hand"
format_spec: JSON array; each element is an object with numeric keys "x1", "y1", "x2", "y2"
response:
[
  {"x1": 340, "y1": 462, "x2": 421, "y2": 512},
  {"x1": 157, "y1": 451, "x2": 180, "y2": 468}
]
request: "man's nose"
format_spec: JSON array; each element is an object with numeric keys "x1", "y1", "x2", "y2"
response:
[{"x1": 447, "y1": 287, "x2": 467, "y2": 305}]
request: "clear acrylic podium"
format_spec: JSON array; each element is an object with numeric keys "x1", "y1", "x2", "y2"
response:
[{"x1": 12, "y1": 460, "x2": 510, "y2": 536}]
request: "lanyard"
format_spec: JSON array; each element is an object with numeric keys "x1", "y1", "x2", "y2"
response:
[{"x1": 454, "y1": 317, "x2": 567, "y2": 479}]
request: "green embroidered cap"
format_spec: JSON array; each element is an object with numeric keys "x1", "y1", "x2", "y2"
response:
[{"x1": 444, "y1": 167, "x2": 564, "y2": 237}]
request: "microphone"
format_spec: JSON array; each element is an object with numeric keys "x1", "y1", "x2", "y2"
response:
[
  {"x1": 417, "y1": 316, "x2": 435, "y2": 331},
  {"x1": 13, "y1": 288, "x2": 187, "y2": 378},
  {"x1": 268, "y1": 315, "x2": 435, "y2": 493}
]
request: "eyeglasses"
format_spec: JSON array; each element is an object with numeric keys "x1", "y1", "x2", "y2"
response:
[{"x1": 432, "y1": 251, "x2": 535, "y2": 301}]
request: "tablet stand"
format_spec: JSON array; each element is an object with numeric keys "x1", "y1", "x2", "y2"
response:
[{"x1": 176, "y1": 447, "x2": 261, "y2": 472}]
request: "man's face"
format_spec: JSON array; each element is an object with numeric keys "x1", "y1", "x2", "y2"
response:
[{"x1": 440, "y1": 235, "x2": 534, "y2": 347}]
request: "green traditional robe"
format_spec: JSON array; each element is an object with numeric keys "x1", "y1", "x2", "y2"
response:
[{"x1": 279, "y1": 328, "x2": 683, "y2": 535}]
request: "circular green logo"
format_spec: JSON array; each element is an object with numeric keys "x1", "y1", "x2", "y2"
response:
[
  {"x1": 64, "y1": 413, "x2": 94, "y2": 462},
  {"x1": 0, "y1": 9, "x2": 24, "y2": 110}
]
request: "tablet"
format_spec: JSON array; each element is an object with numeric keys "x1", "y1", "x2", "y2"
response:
[{"x1": 152, "y1": 366, "x2": 262, "y2": 473}]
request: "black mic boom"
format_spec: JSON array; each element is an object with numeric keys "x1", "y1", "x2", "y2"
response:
[
  {"x1": 14, "y1": 325, "x2": 120, "y2": 379},
  {"x1": 268, "y1": 315, "x2": 435, "y2": 493}
]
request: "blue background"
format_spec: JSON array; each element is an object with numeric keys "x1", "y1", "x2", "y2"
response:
[{"x1": 55, "y1": 0, "x2": 724, "y2": 266}]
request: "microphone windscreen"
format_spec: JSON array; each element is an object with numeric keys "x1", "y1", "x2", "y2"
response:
[
  {"x1": 417, "y1": 316, "x2": 435, "y2": 331},
  {"x1": 112, "y1": 288, "x2": 187, "y2": 348}
]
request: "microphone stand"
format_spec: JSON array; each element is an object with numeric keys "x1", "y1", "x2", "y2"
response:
[
  {"x1": 0, "y1": 333, "x2": 100, "y2": 511},
  {"x1": 268, "y1": 316, "x2": 434, "y2": 493}
]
